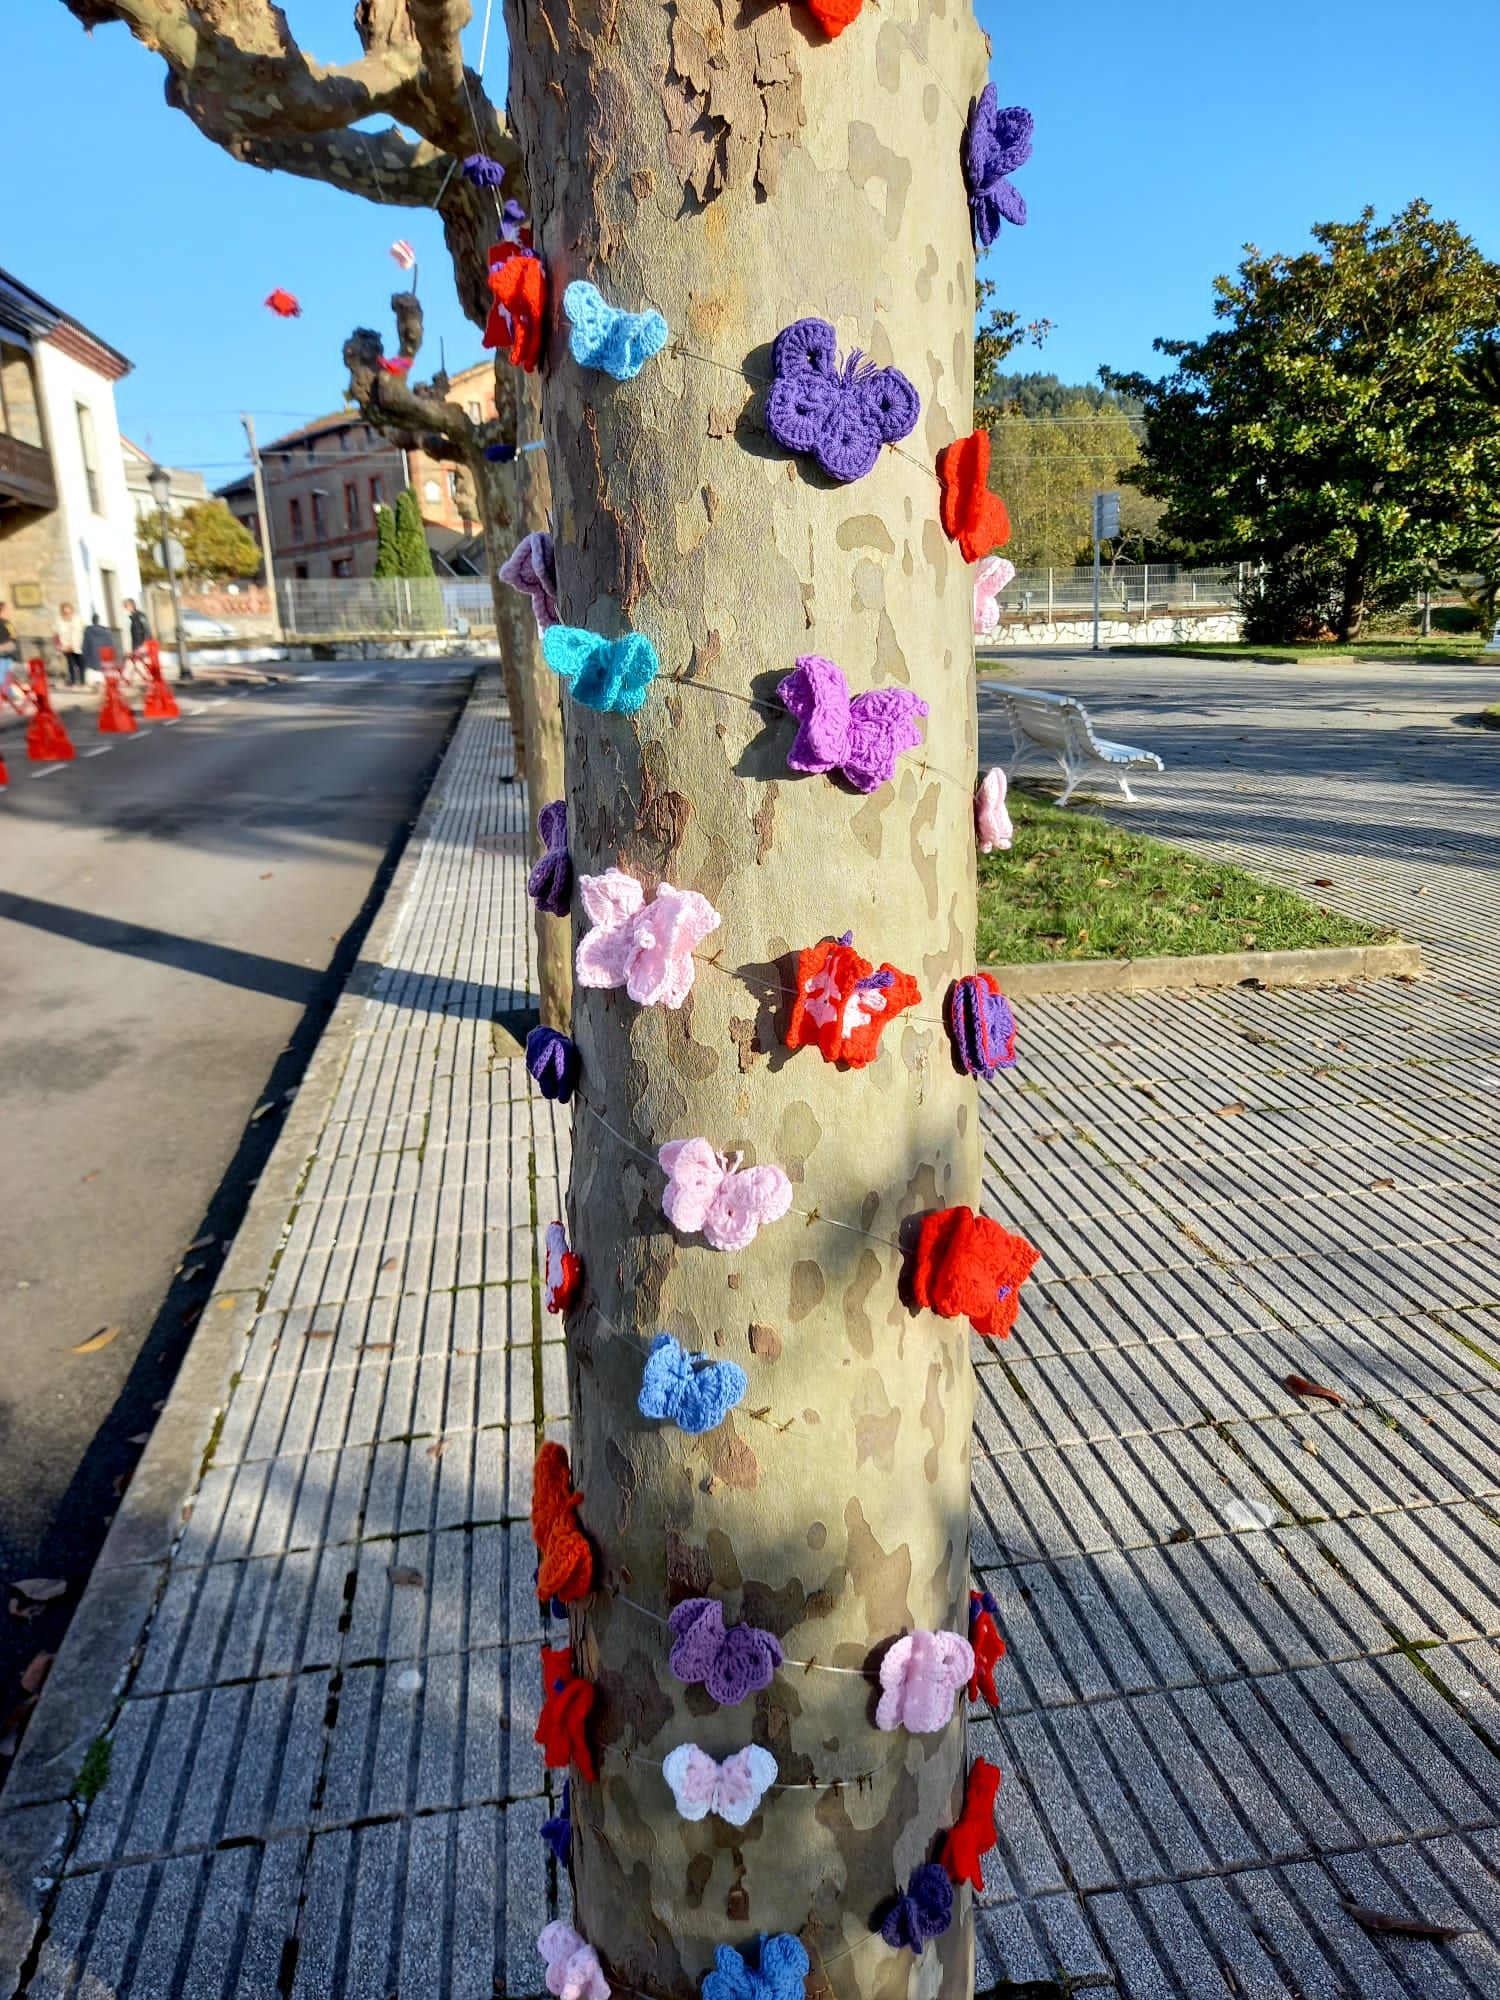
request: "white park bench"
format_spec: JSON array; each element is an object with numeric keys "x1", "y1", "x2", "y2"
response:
[{"x1": 1000, "y1": 686, "x2": 1165, "y2": 806}]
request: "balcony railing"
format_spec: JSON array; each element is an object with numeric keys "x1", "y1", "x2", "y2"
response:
[{"x1": 0, "y1": 432, "x2": 57, "y2": 511}]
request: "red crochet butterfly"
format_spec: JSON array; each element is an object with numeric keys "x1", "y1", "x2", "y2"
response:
[
  {"x1": 485, "y1": 244, "x2": 547, "y2": 371},
  {"x1": 941, "y1": 1758, "x2": 1001, "y2": 1891},
  {"x1": 786, "y1": 933, "x2": 920, "y2": 1068},
  {"x1": 802, "y1": 0, "x2": 862, "y2": 34},
  {"x1": 968, "y1": 1587, "x2": 1006, "y2": 1705},
  {"x1": 264, "y1": 289, "x2": 301, "y2": 319},
  {"x1": 380, "y1": 355, "x2": 414, "y2": 376},
  {"x1": 909, "y1": 1205, "x2": 1040, "y2": 1338},
  {"x1": 535, "y1": 1645, "x2": 597, "y2": 1781},
  {"x1": 937, "y1": 430, "x2": 1011, "y2": 563},
  {"x1": 531, "y1": 1442, "x2": 594, "y2": 1603}
]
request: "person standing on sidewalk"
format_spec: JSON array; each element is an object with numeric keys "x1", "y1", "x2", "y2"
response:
[
  {"x1": 124, "y1": 598, "x2": 150, "y2": 660},
  {"x1": 55, "y1": 601, "x2": 85, "y2": 686},
  {"x1": 0, "y1": 601, "x2": 19, "y2": 704}
]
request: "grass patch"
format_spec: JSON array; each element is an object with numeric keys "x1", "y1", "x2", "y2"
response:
[
  {"x1": 76, "y1": 1734, "x2": 112, "y2": 1804},
  {"x1": 977, "y1": 790, "x2": 1396, "y2": 966},
  {"x1": 1094, "y1": 637, "x2": 1485, "y2": 666}
]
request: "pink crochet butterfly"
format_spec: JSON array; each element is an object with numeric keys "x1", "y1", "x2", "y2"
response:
[
  {"x1": 662, "y1": 1743, "x2": 778, "y2": 1825},
  {"x1": 975, "y1": 768, "x2": 1013, "y2": 853},
  {"x1": 575, "y1": 869, "x2": 721, "y2": 1010},
  {"x1": 972, "y1": 555, "x2": 1016, "y2": 638},
  {"x1": 537, "y1": 1923, "x2": 610, "y2": 2000},
  {"x1": 875, "y1": 1629, "x2": 975, "y2": 1733},
  {"x1": 658, "y1": 1139, "x2": 793, "y2": 1252}
]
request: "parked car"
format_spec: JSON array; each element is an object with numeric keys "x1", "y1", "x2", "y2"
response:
[{"x1": 177, "y1": 609, "x2": 237, "y2": 641}]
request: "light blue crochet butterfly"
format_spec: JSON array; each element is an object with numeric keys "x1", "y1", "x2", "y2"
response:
[
  {"x1": 638, "y1": 1334, "x2": 748, "y2": 1434},
  {"x1": 564, "y1": 280, "x2": 669, "y2": 381},
  {"x1": 541, "y1": 624, "x2": 660, "y2": 714},
  {"x1": 702, "y1": 1934, "x2": 810, "y2": 2000}
]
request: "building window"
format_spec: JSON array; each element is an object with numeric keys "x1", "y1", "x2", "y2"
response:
[
  {"x1": 293, "y1": 562, "x2": 309, "y2": 581},
  {"x1": 311, "y1": 491, "x2": 327, "y2": 537},
  {"x1": 331, "y1": 556, "x2": 353, "y2": 578},
  {"x1": 0, "y1": 343, "x2": 43, "y2": 447},
  {"x1": 98, "y1": 567, "x2": 119, "y2": 630},
  {"x1": 467, "y1": 401, "x2": 481, "y2": 421},
  {"x1": 422, "y1": 478, "x2": 441, "y2": 503},
  {"x1": 76, "y1": 401, "x2": 102, "y2": 513},
  {"x1": 289, "y1": 497, "x2": 304, "y2": 542},
  {"x1": 369, "y1": 474, "x2": 384, "y2": 511},
  {"x1": 248, "y1": 511, "x2": 260, "y2": 545},
  {"x1": 305, "y1": 436, "x2": 317, "y2": 459},
  {"x1": 447, "y1": 471, "x2": 459, "y2": 499},
  {"x1": 344, "y1": 482, "x2": 359, "y2": 530}
]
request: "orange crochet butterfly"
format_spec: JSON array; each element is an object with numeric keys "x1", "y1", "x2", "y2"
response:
[
  {"x1": 802, "y1": 0, "x2": 861, "y2": 33},
  {"x1": 264, "y1": 288, "x2": 301, "y2": 319},
  {"x1": 531, "y1": 1442, "x2": 594, "y2": 1603},
  {"x1": 485, "y1": 244, "x2": 547, "y2": 371},
  {"x1": 937, "y1": 429, "x2": 1011, "y2": 563}
]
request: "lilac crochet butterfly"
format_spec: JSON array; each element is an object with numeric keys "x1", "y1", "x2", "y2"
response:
[
  {"x1": 776, "y1": 654, "x2": 929, "y2": 794},
  {"x1": 461, "y1": 152, "x2": 506, "y2": 189},
  {"x1": 962, "y1": 87, "x2": 1033, "y2": 248},
  {"x1": 880, "y1": 1863, "x2": 954, "y2": 1953},
  {"x1": 668, "y1": 1597, "x2": 783, "y2": 1705},
  {"x1": 527, "y1": 800, "x2": 571, "y2": 917},
  {"x1": 702, "y1": 1933, "x2": 810, "y2": 2000},
  {"x1": 764, "y1": 317, "x2": 919, "y2": 483}
]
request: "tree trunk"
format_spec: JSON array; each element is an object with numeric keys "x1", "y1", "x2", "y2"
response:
[
  {"x1": 1338, "y1": 558, "x2": 1368, "y2": 643},
  {"x1": 506, "y1": 0, "x2": 987, "y2": 1990},
  {"x1": 477, "y1": 370, "x2": 573, "y2": 1028}
]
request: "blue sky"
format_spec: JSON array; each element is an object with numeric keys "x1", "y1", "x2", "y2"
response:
[{"x1": 4, "y1": 0, "x2": 1497, "y2": 485}]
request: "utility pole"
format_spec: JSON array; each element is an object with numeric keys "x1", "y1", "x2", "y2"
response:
[
  {"x1": 241, "y1": 413, "x2": 284, "y2": 642},
  {"x1": 1092, "y1": 491, "x2": 1120, "y2": 653}
]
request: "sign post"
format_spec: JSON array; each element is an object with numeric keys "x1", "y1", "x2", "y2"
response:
[{"x1": 1091, "y1": 491, "x2": 1121, "y2": 653}]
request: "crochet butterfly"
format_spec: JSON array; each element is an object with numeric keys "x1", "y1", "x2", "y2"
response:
[
  {"x1": 638, "y1": 1333, "x2": 748, "y2": 1434},
  {"x1": 764, "y1": 316, "x2": 919, "y2": 483},
  {"x1": 975, "y1": 767, "x2": 1013, "y2": 853},
  {"x1": 937, "y1": 430, "x2": 1011, "y2": 563},
  {"x1": 668, "y1": 1597, "x2": 784, "y2": 1705},
  {"x1": 962, "y1": 90, "x2": 1033, "y2": 248},
  {"x1": 462, "y1": 152, "x2": 506, "y2": 188},
  {"x1": 909, "y1": 1204, "x2": 1040, "y2": 1338},
  {"x1": 973, "y1": 555, "x2": 1016, "y2": 637},
  {"x1": 500, "y1": 531, "x2": 560, "y2": 633},
  {"x1": 947, "y1": 972, "x2": 1016, "y2": 1081},
  {"x1": 531, "y1": 1442, "x2": 594, "y2": 1603},
  {"x1": 662, "y1": 1742, "x2": 778, "y2": 1825},
  {"x1": 879, "y1": 1863, "x2": 953, "y2": 1953},
  {"x1": 786, "y1": 933, "x2": 920, "y2": 1068},
  {"x1": 486, "y1": 245, "x2": 547, "y2": 370},
  {"x1": 875, "y1": 1628, "x2": 975, "y2": 1733},
  {"x1": 801, "y1": 0, "x2": 861, "y2": 33},
  {"x1": 968, "y1": 1586, "x2": 1006, "y2": 1705},
  {"x1": 542, "y1": 625, "x2": 660, "y2": 714},
  {"x1": 379, "y1": 355, "x2": 414, "y2": 376},
  {"x1": 702, "y1": 1933, "x2": 810, "y2": 2000},
  {"x1": 544, "y1": 1220, "x2": 584, "y2": 1314},
  {"x1": 264, "y1": 289, "x2": 301, "y2": 318},
  {"x1": 527, "y1": 799, "x2": 572, "y2": 917},
  {"x1": 526, "y1": 1024, "x2": 581, "y2": 1104},
  {"x1": 575, "y1": 868, "x2": 720, "y2": 1009},
  {"x1": 658, "y1": 1139, "x2": 793, "y2": 1252},
  {"x1": 775, "y1": 654, "x2": 929, "y2": 794},
  {"x1": 941, "y1": 1756, "x2": 1001, "y2": 1890},
  {"x1": 564, "y1": 280, "x2": 669, "y2": 381},
  {"x1": 536, "y1": 1922, "x2": 609, "y2": 2000},
  {"x1": 535, "y1": 1644, "x2": 598, "y2": 1780},
  {"x1": 540, "y1": 1779, "x2": 571, "y2": 1864}
]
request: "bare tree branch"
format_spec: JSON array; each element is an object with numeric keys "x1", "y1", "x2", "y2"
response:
[{"x1": 222, "y1": 118, "x2": 450, "y2": 204}]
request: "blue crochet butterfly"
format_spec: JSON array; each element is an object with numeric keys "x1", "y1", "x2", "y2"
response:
[
  {"x1": 764, "y1": 317, "x2": 919, "y2": 483},
  {"x1": 541, "y1": 624, "x2": 660, "y2": 714},
  {"x1": 638, "y1": 1334, "x2": 748, "y2": 1434},
  {"x1": 702, "y1": 1933, "x2": 810, "y2": 2000},
  {"x1": 564, "y1": 281, "x2": 669, "y2": 380},
  {"x1": 880, "y1": 1863, "x2": 953, "y2": 1953}
]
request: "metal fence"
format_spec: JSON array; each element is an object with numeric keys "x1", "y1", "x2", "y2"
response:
[
  {"x1": 1001, "y1": 563, "x2": 1243, "y2": 619},
  {"x1": 276, "y1": 577, "x2": 498, "y2": 638}
]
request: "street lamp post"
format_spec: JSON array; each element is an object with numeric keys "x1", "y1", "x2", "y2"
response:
[{"x1": 147, "y1": 461, "x2": 192, "y2": 684}]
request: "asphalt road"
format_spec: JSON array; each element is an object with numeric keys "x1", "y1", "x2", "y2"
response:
[{"x1": 0, "y1": 658, "x2": 475, "y2": 1723}]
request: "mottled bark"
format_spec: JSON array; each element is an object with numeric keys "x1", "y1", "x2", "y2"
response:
[{"x1": 505, "y1": 0, "x2": 987, "y2": 1989}]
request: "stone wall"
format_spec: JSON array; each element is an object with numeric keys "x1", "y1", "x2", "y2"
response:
[{"x1": 988, "y1": 610, "x2": 1243, "y2": 648}]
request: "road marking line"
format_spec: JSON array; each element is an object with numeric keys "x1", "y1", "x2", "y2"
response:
[
  {"x1": 30, "y1": 763, "x2": 68, "y2": 778},
  {"x1": 83, "y1": 745, "x2": 112, "y2": 757}
]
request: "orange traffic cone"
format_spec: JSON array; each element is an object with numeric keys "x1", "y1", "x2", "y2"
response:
[
  {"x1": 98, "y1": 655, "x2": 137, "y2": 735},
  {"x1": 1, "y1": 754, "x2": 8, "y2": 787},
  {"x1": 141, "y1": 641, "x2": 179, "y2": 720},
  {"x1": 24, "y1": 661, "x2": 74, "y2": 762}
]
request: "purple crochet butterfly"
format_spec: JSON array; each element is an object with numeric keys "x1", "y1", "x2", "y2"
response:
[
  {"x1": 776, "y1": 654, "x2": 929, "y2": 794},
  {"x1": 668, "y1": 1598, "x2": 783, "y2": 1706},
  {"x1": 880, "y1": 1863, "x2": 954, "y2": 1953},
  {"x1": 962, "y1": 87, "x2": 1033, "y2": 248},
  {"x1": 764, "y1": 317, "x2": 919, "y2": 483},
  {"x1": 527, "y1": 800, "x2": 572, "y2": 917}
]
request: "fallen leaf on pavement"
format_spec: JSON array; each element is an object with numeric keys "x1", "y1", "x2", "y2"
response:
[
  {"x1": 1214, "y1": 1103, "x2": 1247, "y2": 1119},
  {"x1": 20, "y1": 1653, "x2": 54, "y2": 1696},
  {"x1": 81, "y1": 1171, "x2": 100, "y2": 1184},
  {"x1": 7, "y1": 1602, "x2": 42, "y2": 1623},
  {"x1": 10, "y1": 1579, "x2": 66, "y2": 1603},
  {"x1": 1285, "y1": 1374, "x2": 1344, "y2": 1406},
  {"x1": 380, "y1": 1258, "x2": 398, "y2": 1273},
  {"x1": 184, "y1": 1235, "x2": 215, "y2": 1254},
  {"x1": 304, "y1": 1327, "x2": 336, "y2": 1341},
  {"x1": 426, "y1": 1439, "x2": 447, "y2": 1461},
  {"x1": 1310, "y1": 878, "x2": 1335, "y2": 888},
  {"x1": 1341, "y1": 1902, "x2": 1471, "y2": 1941},
  {"x1": 1223, "y1": 1496, "x2": 1277, "y2": 1531},
  {"x1": 1370, "y1": 1177, "x2": 1395, "y2": 1190},
  {"x1": 260, "y1": 872, "x2": 273, "y2": 880},
  {"x1": 360, "y1": 1341, "x2": 394, "y2": 1353},
  {"x1": 387, "y1": 1565, "x2": 424, "y2": 1589},
  {"x1": 1415, "y1": 885, "x2": 1429, "y2": 896},
  {"x1": 1302, "y1": 1438, "x2": 1319, "y2": 1457},
  {"x1": 72, "y1": 1327, "x2": 121, "y2": 1355},
  {"x1": 178, "y1": 1265, "x2": 206, "y2": 1285},
  {"x1": 249, "y1": 1102, "x2": 274, "y2": 1123}
]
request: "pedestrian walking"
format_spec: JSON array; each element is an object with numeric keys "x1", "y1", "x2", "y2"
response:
[
  {"x1": 55, "y1": 600, "x2": 85, "y2": 686},
  {"x1": 80, "y1": 611, "x2": 116, "y2": 682},
  {"x1": 124, "y1": 598, "x2": 150, "y2": 659},
  {"x1": 0, "y1": 600, "x2": 20, "y2": 706}
]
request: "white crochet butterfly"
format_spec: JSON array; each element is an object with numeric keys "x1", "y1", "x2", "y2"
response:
[
  {"x1": 658, "y1": 1138, "x2": 793, "y2": 1253},
  {"x1": 661, "y1": 1743, "x2": 778, "y2": 1825}
]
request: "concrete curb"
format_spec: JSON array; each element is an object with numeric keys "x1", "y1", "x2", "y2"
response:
[
  {"x1": 986, "y1": 939, "x2": 1424, "y2": 998},
  {"x1": 0, "y1": 673, "x2": 489, "y2": 1997}
]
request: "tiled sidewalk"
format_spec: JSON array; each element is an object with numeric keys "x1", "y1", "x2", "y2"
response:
[{"x1": 2, "y1": 659, "x2": 1497, "y2": 1998}]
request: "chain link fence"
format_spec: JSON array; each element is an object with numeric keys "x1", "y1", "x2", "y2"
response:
[
  {"x1": 1001, "y1": 563, "x2": 1243, "y2": 618},
  {"x1": 276, "y1": 578, "x2": 497, "y2": 638}
]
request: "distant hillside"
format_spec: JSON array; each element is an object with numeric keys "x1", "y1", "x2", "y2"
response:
[{"x1": 984, "y1": 371, "x2": 1144, "y2": 422}]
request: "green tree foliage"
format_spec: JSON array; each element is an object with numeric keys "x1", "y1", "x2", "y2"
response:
[
  {"x1": 973, "y1": 279, "x2": 1051, "y2": 413},
  {"x1": 136, "y1": 500, "x2": 263, "y2": 584},
  {"x1": 1107, "y1": 202, "x2": 1500, "y2": 641},
  {"x1": 394, "y1": 487, "x2": 436, "y2": 578},
  {"x1": 372, "y1": 503, "x2": 401, "y2": 579},
  {"x1": 983, "y1": 383, "x2": 1163, "y2": 567}
]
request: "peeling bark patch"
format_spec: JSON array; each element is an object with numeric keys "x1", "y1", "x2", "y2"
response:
[
  {"x1": 685, "y1": 1852, "x2": 713, "y2": 1908},
  {"x1": 751, "y1": 783, "x2": 778, "y2": 863},
  {"x1": 776, "y1": 1098, "x2": 822, "y2": 1178},
  {"x1": 605, "y1": 1435, "x2": 638, "y2": 1535},
  {"x1": 807, "y1": 1520, "x2": 826, "y2": 1550},
  {"x1": 874, "y1": 609, "x2": 910, "y2": 685},
  {"x1": 920, "y1": 1356, "x2": 946, "y2": 1484},
  {"x1": 598, "y1": 1645, "x2": 676, "y2": 1752},
  {"x1": 788, "y1": 1260, "x2": 825, "y2": 1324},
  {"x1": 729, "y1": 1016, "x2": 763, "y2": 1073},
  {"x1": 665, "y1": 1529, "x2": 715, "y2": 1600},
  {"x1": 842, "y1": 1248, "x2": 882, "y2": 1359},
  {"x1": 835, "y1": 514, "x2": 895, "y2": 555},
  {"x1": 853, "y1": 1374, "x2": 900, "y2": 1472},
  {"x1": 852, "y1": 558, "x2": 884, "y2": 612},
  {"x1": 849, "y1": 791, "x2": 885, "y2": 860},
  {"x1": 843, "y1": 1496, "x2": 915, "y2": 1639},
  {"x1": 915, "y1": 244, "x2": 939, "y2": 302},
  {"x1": 748, "y1": 1321, "x2": 782, "y2": 1361},
  {"x1": 662, "y1": 0, "x2": 805, "y2": 204},
  {"x1": 846, "y1": 122, "x2": 912, "y2": 237},
  {"x1": 701, "y1": 1422, "x2": 760, "y2": 1490}
]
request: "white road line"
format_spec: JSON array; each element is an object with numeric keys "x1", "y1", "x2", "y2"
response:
[
  {"x1": 30, "y1": 763, "x2": 67, "y2": 779},
  {"x1": 83, "y1": 745, "x2": 112, "y2": 757}
]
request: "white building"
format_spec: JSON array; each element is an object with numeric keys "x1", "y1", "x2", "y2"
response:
[
  {"x1": 0, "y1": 267, "x2": 142, "y2": 648},
  {"x1": 121, "y1": 436, "x2": 207, "y2": 521}
]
